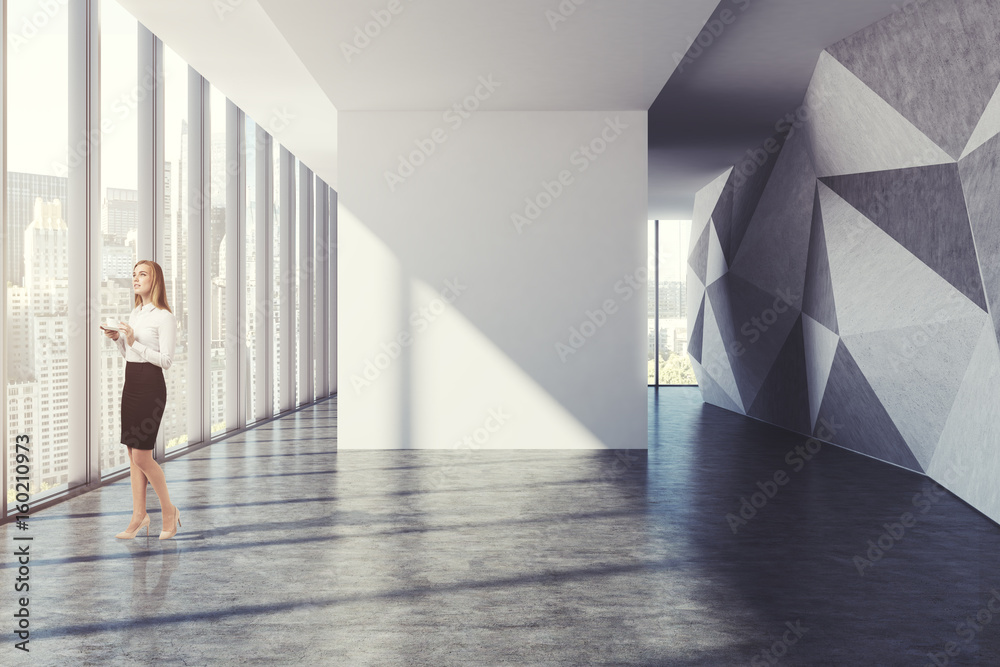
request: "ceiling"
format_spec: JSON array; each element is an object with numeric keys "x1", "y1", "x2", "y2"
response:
[
  {"x1": 648, "y1": 0, "x2": 907, "y2": 219},
  {"x1": 115, "y1": 0, "x2": 341, "y2": 189},
  {"x1": 253, "y1": 0, "x2": 719, "y2": 111},
  {"x1": 115, "y1": 0, "x2": 909, "y2": 218}
]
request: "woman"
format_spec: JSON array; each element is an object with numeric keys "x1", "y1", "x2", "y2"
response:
[{"x1": 101, "y1": 260, "x2": 181, "y2": 540}]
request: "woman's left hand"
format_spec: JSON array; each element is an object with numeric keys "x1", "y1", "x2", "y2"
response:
[{"x1": 119, "y1": 321, "x2": 135, "y2": 346}]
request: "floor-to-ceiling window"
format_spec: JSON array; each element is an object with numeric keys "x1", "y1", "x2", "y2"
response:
[
  {"x1": 272, "y1": 144, "x2": 282, "y2": 416},
  {"x1": 293, "y1": 157, "x2": 301, "y2": 407},
  {"x1": 5, "y1": 0, "x2": 72, "y2": 500},
  {"x1": 648, "y1": 222, "x2": 657, "y2": 383},
  {"x1": 161, "y1": 46, "x2": 190, "y2": 451},
  {"x1": 1, "y1": 2, "x2": 335, "y2": 523},
  {"x1": 209, "y1": 85, "x2": 227, "y2": 436},
  {"x1": 245, "y1": 117, "x2": 258, "y2": 422},
  {"x1": 98, "y1": 0, "x2": 139, "y2": 475},
  {"x1": 313, "y1": 175, "x2": 324, "y2": 401},
  {"x1": 649, "y1": 220, "x2": 696, "y2": 386}
]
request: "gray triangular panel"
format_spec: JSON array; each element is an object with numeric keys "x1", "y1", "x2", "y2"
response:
[
  {"x1": 964, "y1": 80, "x2": 1000, "y2": 158},
  {"x1": 730, "y1": 128, "x2": 814, "y2": 312},
  {"x1": 928, "y1": 317, "x2": 1000, "y2": 521},
  {"x1": 746, "y1": 316, "x2": 811, "y2": 435},
  {"x1": 692, "y1": 168, "x2": 732, "y2": 246},
  {"x1": 827, "y1": 0, "x2": 1000, "y2": 158},
  {"x1": 959, "y1": 131, "x2": 1000, "y2": 353},
  {"x1": 712, "y1": 174, "x2": 736, "y2": 264},
  {"x1": 687, "y1": 265, "x2": 705, "y2": 337},
  {"x1": 706, "y1": 272, "x2": 800, "y2": 409},
  {"x1": 814, "y1": 340, "x2": 922, "y2": 472},
  {"x1": 802, "y1": 186, "x2": 838, "y2": 333},
  {"x1": 688, "y1": 296, "x2": 706, "y2": 364},
  {"x1": 688, "y1": 221, "x2": 710, "y2": 285},
  {"x1": 818, "y1": 183, "x2": 981, "y2": 336},
  {"x1": 706, "y1": 220, "x2": 728, "y2": 287},
  {"x1": 802, "y1": 313, "x2": 840, "y2": 432},
  {"x1": 702, "y1": 296, "x2": 745, "y2": 413},
  {"x1": 804, "y1": 52, "x2": 953, "y2": 177},
  {"x1": 729, "y1": 131, "x2": 788, "y2": 264},
  {"x1": 841, "y1": 313, "x2": 984, "y2": 469},
  {"x1": 821, "y1": 163, "x2": 986, "y2": 310},
  {"x1": 691, "y1": 359, "x2": 743, "y2": 414}
]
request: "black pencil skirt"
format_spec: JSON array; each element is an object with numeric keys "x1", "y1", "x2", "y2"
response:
[{"x1": 120, "y1": 361, "x2": 167, "y2": 450}]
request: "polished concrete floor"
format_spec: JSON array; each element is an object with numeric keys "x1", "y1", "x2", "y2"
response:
[{"x1": 4, "y1": 389, "x2": 1000, "y2": 666}]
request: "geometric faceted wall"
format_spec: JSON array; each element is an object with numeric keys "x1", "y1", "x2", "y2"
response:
[{"x1": 689, "y1": 0, "x2": 1000, "y2": 524}]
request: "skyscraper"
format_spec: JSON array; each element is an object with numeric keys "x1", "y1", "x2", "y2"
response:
[
  {"x1": 5, "y1": 198, "x2": 71, "y2": 492},
  {"x1": 6, "y1": 172, "x2": 68, "y2": 286},
  {"x1": 101, "y1": 187, "x2": 138, "y2": 240}
]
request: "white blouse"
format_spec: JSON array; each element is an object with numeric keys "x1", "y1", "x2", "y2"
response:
[{"x1": 113, "y1": 302, "x2": 177, "y2": 370}]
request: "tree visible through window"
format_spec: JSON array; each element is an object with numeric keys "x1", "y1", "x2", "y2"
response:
[{"x1": 648, "y1": 220, "x2": 696, "y2": 386}]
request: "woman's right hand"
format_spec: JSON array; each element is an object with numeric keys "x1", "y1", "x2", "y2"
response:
[{"x1": 101, "y1": 327, "x2": 119, "y2": 341}]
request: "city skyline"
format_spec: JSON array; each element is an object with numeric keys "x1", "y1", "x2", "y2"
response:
[{"x1": 5, "y1": 170, "x2": 252, "y2": 494}]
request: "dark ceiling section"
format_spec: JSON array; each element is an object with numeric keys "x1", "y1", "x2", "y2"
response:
[
  {"x1": 649, "y1": 1, "x2": 801, "y2": 151},
  {"x1": 648, "y1": 0, "x2": 904, "y2": 219}
]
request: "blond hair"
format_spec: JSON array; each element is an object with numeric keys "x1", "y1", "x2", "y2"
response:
[{"x1": 132, "y1": 260, "x2": 173, "y2": 312}]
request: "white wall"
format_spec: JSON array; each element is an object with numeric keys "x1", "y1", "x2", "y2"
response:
[{"x1": 338, "y1": 110, "x2": 647, "y2": 450}]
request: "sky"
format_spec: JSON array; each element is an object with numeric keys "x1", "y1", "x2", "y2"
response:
[
  {"x1": 7, "y1": 0, "x2": 233, "y2": 198},
  {"x1": 648, "y1": 220, "x2": 692, "y2": 284},
  {"x1": 7, "y1": 1, "x2": 71, "y2": 179}
]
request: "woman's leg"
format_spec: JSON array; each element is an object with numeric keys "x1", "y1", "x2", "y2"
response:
[
  {"x1": 130, "y1": 449, "x2": 176, "y2": 532},
  {"x1": 124, "y1": 446, "x2": 149, "y2": 531}
]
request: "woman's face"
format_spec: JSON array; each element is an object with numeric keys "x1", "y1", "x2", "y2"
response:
[{"x1": 133, "y1": 264, "x2": 153, "y2": 300}]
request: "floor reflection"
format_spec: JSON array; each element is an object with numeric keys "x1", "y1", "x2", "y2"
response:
[{"x1": 3, "y1": 393, "x2": 998, "y2": 665}]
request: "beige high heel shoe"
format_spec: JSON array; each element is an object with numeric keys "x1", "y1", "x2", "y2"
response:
[
  {"x1": 159, "y1": 507, "x2": 181, "y2": 540},
  {"x1": 116, "y1": 514, "x2": 150, "y2": 539}
]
